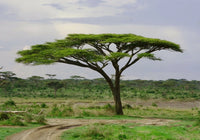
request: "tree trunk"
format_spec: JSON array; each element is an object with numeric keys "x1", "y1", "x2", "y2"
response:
[
  {"x1": 54, "y1": 89, "x2": 57, "y2": 98},
  {"x1": 113, "y1": 89, "x2": 123, "y2": 115},
  {"x1": 97, "y1": 68, "x2": 123, "y2": 115},
  {"x1": 113, "y1": 73, "x2": 123, "y2": 115}
]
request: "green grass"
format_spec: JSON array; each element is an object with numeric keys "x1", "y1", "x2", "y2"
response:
[
  {"x1": 124, "y1": 107, "x2": 198, "y2": 121},
  {"x1": 0, "y1": 124, "x2": 40, "y2": 140},
  {"x1": 61, "y1": 121, "x2": 200, "y2": 140}
]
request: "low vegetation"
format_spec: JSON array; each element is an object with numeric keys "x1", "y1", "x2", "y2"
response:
[
  {"x1": 0, "y1": 98, "x2": 200, "y2": 139},
  {"x1": 61, "y1": 121, "x2": 200, "y2": 140},
  {"x1": 1, "y1": 74, "x2": 200, "y2": 139},
  {"x1": 0, "y1": 75, "x2": 200, "y2": 100},
  {"x1": 0, "y1": 124, "x2": 41, "y2": 140}
]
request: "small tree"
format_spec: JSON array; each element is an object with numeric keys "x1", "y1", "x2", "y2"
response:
[
  {"x1": 46, "y1": 74, "x2": 56, "y2": 79},
  {"x1": 0, "y1": 71, "x2": 16, "y2": 96},
  {"x1": 46, "y1": 80, "x2": 64, "y2": 98},
  {"x1": 16, "y1": 34, "x2": 182, "y2": 115}
]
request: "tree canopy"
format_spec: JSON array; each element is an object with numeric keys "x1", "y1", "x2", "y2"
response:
[
  {"x1": 16, "y1": 33, "x2": 182, "y2": 114},
  {"x1": 16, "y1": 34, "x2": 182, "y2": 67}
]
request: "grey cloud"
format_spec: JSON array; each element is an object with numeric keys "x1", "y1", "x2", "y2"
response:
[
  {"x1": 30, "y1": 0, "x2": 200, "y2": 29},
  {"x1": 0, "y1": 4, "x2": 18, "y2": 21},
  {"x1": 78, "y1": 0, "x2": 104, "y2": 7},
  {"x1": 43, "y1": 3, "x2": 66, "y2": 10}
]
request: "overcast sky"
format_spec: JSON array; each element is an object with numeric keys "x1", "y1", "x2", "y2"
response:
[{"x1": 0, "y1": 0, "x2": 199, "y2": 80}]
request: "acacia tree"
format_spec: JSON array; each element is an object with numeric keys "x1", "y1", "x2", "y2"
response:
[{"x1": 16, "y1": 34, "x2": 182, "y2": 115}]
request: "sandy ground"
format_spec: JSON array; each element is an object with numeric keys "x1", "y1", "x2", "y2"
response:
[{"x1": 6, "y1": 118, "x2": 177, "y2": 140}]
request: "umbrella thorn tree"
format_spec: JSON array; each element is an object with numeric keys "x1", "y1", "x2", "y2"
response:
[{"x1": 16, "y1": 33, "x2": 183, "y2": 115}]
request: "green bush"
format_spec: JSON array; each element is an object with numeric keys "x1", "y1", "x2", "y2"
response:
[
  {"x1": 24, "y1": 113, "x2": 33, "y2": 123},
  {"x1": 35, "y1": 115, "x2": 46, "y2": 124},
  {"x1": 9, "y1": 115, "x2": 24, "y2": 126},
  {"x1": 3, "y1": 100, "x2": 16, "y2": 106},
  {"x1": 84, "y1": 124, "x2": 105, "y2": 139},
  {"x1": 0, "y1": 112, "x2": 9, "y2": 120},
  {"x1": 118, "y1": 133, "x2": 127, "y2": 140},
  {"x1": 152, "y1": 102, "x2": 158, "y2": 107},
  {"x1": 102, "y1": 103, "x2": 114, "y2": 111},
  {"x1": 62, "y1": 107, "x2": 73, "y2": 117},
  {"x1": 48, "y1": 104, "x2": 61, "y2": 117},
  {"x1": 123, "y1": 104, "x2": 132, "y2": 109},
  {"x1": 196, "y1": 110, "x2": 200, "y2": 125},
  {"x1": 40, "y1": 103, "x2": 47, "y2": 108}
]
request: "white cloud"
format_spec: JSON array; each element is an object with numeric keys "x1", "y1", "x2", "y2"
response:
[
  {"x1": 54, "y1": 23, "x2": 102, "y2": 36},
  {"x1": 103, "y1": 0, "x2": 137, "y2": 7},
  {"x1": 0, "y1": 0, "x2": 139, "y2": 20},
  {"x1": 0, "y1": 20, "x2": 58, "y2": 44}
]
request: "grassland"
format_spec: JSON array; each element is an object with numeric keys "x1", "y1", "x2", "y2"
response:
[
  {"x1": 61, "y1": 121, "x2": 200, "y2": 140},
  {"x1": 0, "y1": 97, "x2": 200, "y2": 139},
  {"x1": 0, "y1": 124, "x2": 41, "y2": 140}
]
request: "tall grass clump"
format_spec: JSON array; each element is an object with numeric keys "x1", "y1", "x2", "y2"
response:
[
  {"x1": 48, "y1": 104, "x2": 74, "y2": 117},
  {"x1": 196, "y1": 110, "x2": 200, "y2": 125},
  {"x1": 0, "y1": 112, "x2": 9, "y2": 120},
  {"x1": 3, "y1": 100, "x2": 16, "y2": 106},
  {"x1": 24, "y1": 113, "x2": 33, "y2": 123},
  {"x1": 35, "y1": 115, "x2": 46, "y2": 124}
]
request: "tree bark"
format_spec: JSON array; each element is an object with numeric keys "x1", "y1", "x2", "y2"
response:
[
  {"x1": 54, "y1": 89, "x2": 57, "y2": 98},
  {"x1": 113, "y1": 90, "x2": 123, "y2": 115},
  {"x1": 97, "y1": 67, "x2": 123, "y2": 115},
  {"x1": 113, "y1": 72, "x2": 123, "y2": 115}
]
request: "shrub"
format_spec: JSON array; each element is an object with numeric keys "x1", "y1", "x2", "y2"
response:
[
  {"x1": 196, "y1": 110, "x2": 200, "y2": 125},
  {"x1": 82, "y1": 110, "x2": 93, "y2": 117},
  {"x1": 48, "y1": 104, "x2": 61, "y2": 117},
  {"x1": 24, "y1": 113, "x2": 33, "y2": 123},
  {"x1": 10, "y1": 115, "x2": 24, "y2": 126},
  {"x1": 0, "y1": 112, "x2": 9, "y2": 120},
  {"x1": 152, "y1": 102, "x2": 158, "y2": 107},
  {"x1": 35, "y1": 115, "x2": 46, "y2": 124},
  {"x1": 3, "y1": 100, "x2": 16, "y2": 106},
  {"x1": 41, "y1": 103, "x2": 47, "y2": 108},
  {"x1": 62, "y1": 107, "x2": 73, "y2": 117},
  {"x1": 102, "y1": 103, "x2": 114, "y2": 111},
  {"x1": 123, "y1": 104, "x2": 132, "y2": 109},
  {"x1": 84, "y1": 124, "x2": 105, "y2": 139},
  {"x1": 118, "y1": 133, "x2": 127, "y2": 140}
]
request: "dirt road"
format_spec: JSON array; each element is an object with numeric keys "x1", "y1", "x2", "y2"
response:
[{"x1": 6, "y1": 118, "x2": 176, "y2": 140}]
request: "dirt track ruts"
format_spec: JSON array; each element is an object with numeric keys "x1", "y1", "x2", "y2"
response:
[{"x1": 6, "y1": 118, "x2": 177, "y2": 140}]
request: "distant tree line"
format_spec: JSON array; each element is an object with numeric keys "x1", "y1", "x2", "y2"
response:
[{"x1": 0, "y1": 70, "x2": 200, "y2": 99}]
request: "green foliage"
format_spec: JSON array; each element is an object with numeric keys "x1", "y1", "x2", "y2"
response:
[
  {"x1": 40, "y1": 103, "x2": 47, "y2": 108},
  {"x1": 123, "y1": 104, "x2": 133, "y2": 109},
  {"x1": 1, "y1": 78, "x2": 200, "y2": 100},
  {"x1": 9, "y1": 115, "x2": 25, "y2": 126},
  {"x1": 196, "y1": 110, "x2": 200, "y2": 125},
  {"x1": 0, "y1": 112, "x2": 9, "y2": 120},
  {"x1": 3, "y1": 100, "x2": 16, "y2": 106},
  {"x1": 102, "y1": 103, "x2": 115, "y2": 112},
  {"x1": 48, "y1": 104, "x2": 74, "y2": 117},
  {"x1": 24, "y1": 113, "x2": 33, "y2": 123},
  {"x1": 35, "y1": 115, "x2": 46, "y2": 124},
  {"x1": 46, "y1": 81, "x2": 64, "y2": 90},
  {"x1": 137, "y1": 53, "x2": 161, "y2": 60},
  {"x1": 105, "y1": 52, "x2": 130, "y2": 60},
  {"x1": 152, "y1": 102, "x2": 158, "y2": 107},
  {"x1": 16, "y1": 33, "x2": 182, "y2": 66}
]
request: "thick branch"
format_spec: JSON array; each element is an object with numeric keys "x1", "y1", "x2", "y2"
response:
[
  {"x1": 58, "y1": 57, "x2": 114, "y2": 93},
  {"x1": 119, "y1": 49, "x2": 156, "y2": 74}
]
